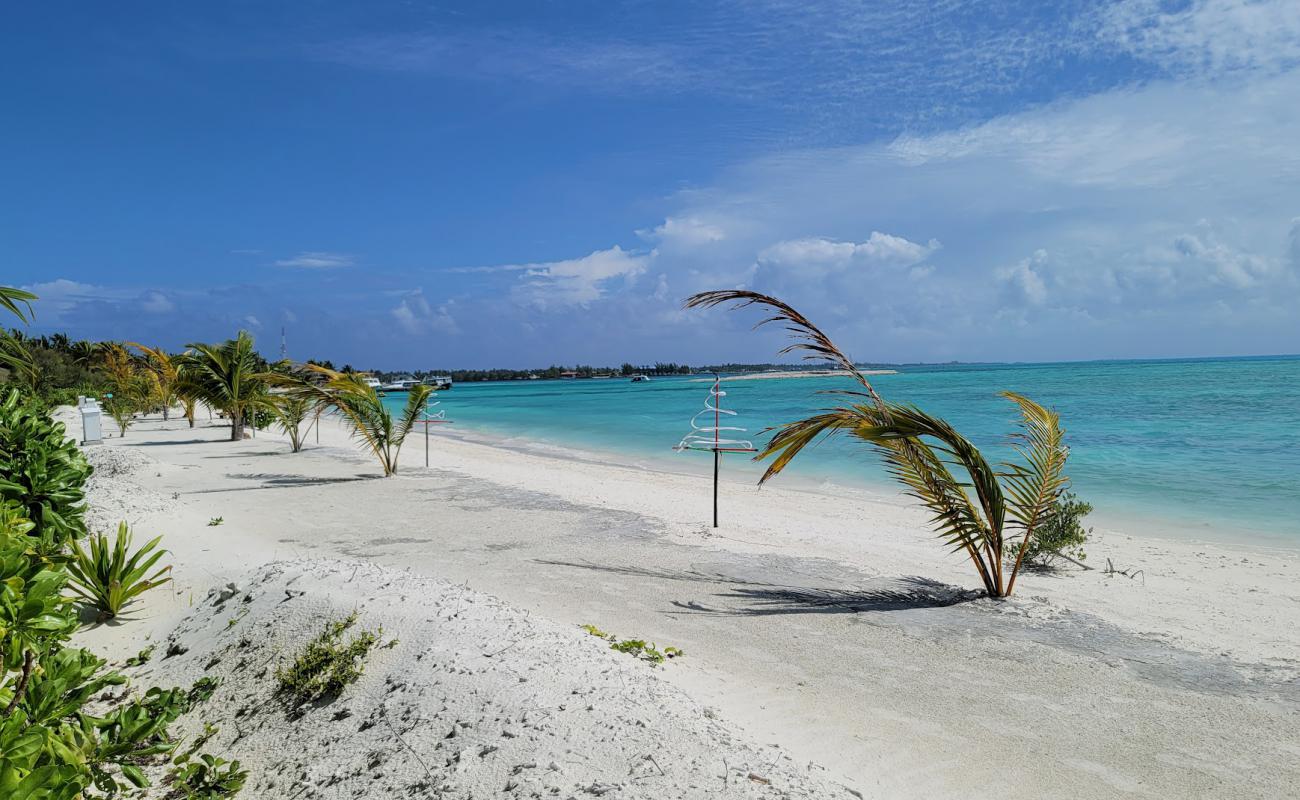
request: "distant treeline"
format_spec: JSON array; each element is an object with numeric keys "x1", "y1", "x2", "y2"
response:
[{"x1": 350, "y1": 361, "x2": 854, "y2": 383}]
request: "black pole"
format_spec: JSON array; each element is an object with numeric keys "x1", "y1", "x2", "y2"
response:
[{"x1": 713, "y1": 449, "x2": 720, "y2": 528}]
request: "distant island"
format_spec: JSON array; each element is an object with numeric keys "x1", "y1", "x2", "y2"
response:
[{"x1": 305, "y1": 360, "x2": 897, "y2": 384}]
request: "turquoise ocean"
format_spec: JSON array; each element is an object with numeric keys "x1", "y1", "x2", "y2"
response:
[{"x1": 385, "y1": 356, "x2": 1300, "y2": 543}]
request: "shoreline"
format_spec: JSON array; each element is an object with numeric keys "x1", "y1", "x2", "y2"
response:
[
  {"x1": 430, "y1": 416, "x2": 1300, "y2": 550},
  {"x1": 64, "y1": 408, "x2": 1300, "y2": 798}
]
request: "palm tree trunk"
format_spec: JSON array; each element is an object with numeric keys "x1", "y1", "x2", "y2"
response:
[{"x1": 230, "y1": 411, "x2": 244, "y2": 440}]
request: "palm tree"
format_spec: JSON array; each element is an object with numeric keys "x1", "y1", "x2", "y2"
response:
[
  {"x1": 685, "y1": 290, "x2": 1069, "y2": 598},
  {"x1": 269, "y1": 366, "x2": 431, "y2": 476},
  {"x1": 179, "y1": 331, "x2": 269, "y2": 441},
  {"x1": 268, "y1": 392, "x2": 317, "y2": 453},
  {"x1": 129, "y1": 343, "x2": 181, "y2": 421},
  {"x1": 100, "y1": 344, "x2": 153, "y2": 437}
]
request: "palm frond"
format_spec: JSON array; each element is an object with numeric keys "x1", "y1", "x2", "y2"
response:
[
  {"x1": 683, "y1": 291, "x2": 886, "y2": 408},
  {"x1": 999, "y1": 392, "x2": 1069, "y2": 595},
  {"x1": 0, "y1": 287, "x2": 37, "y2": 323}
]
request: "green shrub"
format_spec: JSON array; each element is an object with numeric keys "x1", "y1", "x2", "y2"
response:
[
  {"x1": 276, "y1": 613, "x2": 380, "y2": 706},
  {"x1": 1021, "y1": 490, "x2": 1093, "y2": 567},
  {"x1": 0, "y1": 388, "x2": 92, "y2": 552},
  {"x1": 66, "y1": 522, "x2": 172, "y2": 620}
]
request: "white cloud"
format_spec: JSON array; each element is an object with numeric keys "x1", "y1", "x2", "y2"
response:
[
  {"x1": 511, "y1": 246, "x2": 653, "y2": 309},
  {"x1": 274, "y1": 251, "x2": 354, "y2": 269},
  {"x1": 758, "y1": 232, "x2": 938, "y2": 277},
  {"x1": 392, "y1": 291, "x2": 460, "y2": 335},
  {"x1": 996, "y1": 250, "x2": 1050, "y2": 307},
  {"x1": 1101, "y1": 0, "x2": 1300, "y2": 78},
  {"x1": 639, "y1": 216, "x2": 727, "y2": 247},
  {"x1": 140, "y1": 291, "x2": 175, "y2": 314},
  {"x1": 242, "y1": 315, "x2": 262, "y2": 329}
]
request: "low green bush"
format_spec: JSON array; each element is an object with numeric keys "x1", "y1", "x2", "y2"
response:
[
  {"x1": 171, "y1": 753, "x2": 248, "y2": 799},
  {"x1": 0, "y1": 388, "x2": 92, "y2": 552},
  {"x1": 1021, "y1": 490, "x2": 1093, "y2": 567}
]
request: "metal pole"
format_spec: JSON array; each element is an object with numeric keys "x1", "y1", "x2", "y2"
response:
[
  {"x1": 424, "y1": 397, "x2": 430, "y2": 468},
  {"x1": 713, "y1": 449, "x2": 720, "y2": 528}
]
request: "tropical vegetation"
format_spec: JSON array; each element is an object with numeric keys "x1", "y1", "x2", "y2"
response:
[
  {"x1": 686, "y1": 290, "x2": 1075, "y2": 598},
  {"x1": 0, "y1": 286, "x2": 242, "y2": 797}
]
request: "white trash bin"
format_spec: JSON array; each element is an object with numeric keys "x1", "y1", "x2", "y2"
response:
[{"x1": 81, "y1": 401, "x2": 103, "y2": 445}]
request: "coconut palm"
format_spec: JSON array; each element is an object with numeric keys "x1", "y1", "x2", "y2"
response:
[
  {"x1": 128, "y1": 343, "x2": 181, "y2": 421},
  {"x1": 268, "y1": 392, "x2": 318, "y2": 453},
  {"x1": 100, "y1": 344, "x2": 154, "y2": 437},
  {"x1": 685, "y1": 290, "x2": 1069, "y2": 598},
  {"x1": 269, "y1": 366, "x2": 431, "y2": 476},
  {"x1": 179, "y1": 332, "x2": 269, "y2": 441}
]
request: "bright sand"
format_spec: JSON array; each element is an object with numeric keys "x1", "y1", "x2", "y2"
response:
[{"x1": 64, "y1": 409, "x2": 1300, "y2": 799}]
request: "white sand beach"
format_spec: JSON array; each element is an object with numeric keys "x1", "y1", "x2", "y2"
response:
[{"x1": 65, "y1": 409, "x2": 1300, "y2": 799}]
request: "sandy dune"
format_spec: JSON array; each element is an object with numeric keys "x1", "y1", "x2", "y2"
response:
[{"x1": 66, "y1": 409, "x2": 1300, "y2": 799}]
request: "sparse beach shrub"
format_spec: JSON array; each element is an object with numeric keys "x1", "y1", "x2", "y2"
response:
[
  {"x1": 581, "y1": 624, "x2": 684, "y2": 665},
  {"x1": 687, "y1": 291, "x2": 1074, "y2": 599},
  {"x1": 1022, "y1": 491, "x2": 1093, "y2": 567},
  {"x1": 208, "y1": 516, "x2": 224, "y2": 527},
  {"x1": 276, "y1": 613, "x2": 381, "y2": 706},
  {"x1": 171, "y1": 753, "x2": 248, "y2": 798},
  {"x1": 67, "y1": 521, "x2": 172, "y2": 620}
]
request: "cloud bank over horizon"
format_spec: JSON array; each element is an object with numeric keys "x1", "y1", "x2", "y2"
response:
[{"x1": 6, "y1": 0, "x2": 1299, "y2": 369}]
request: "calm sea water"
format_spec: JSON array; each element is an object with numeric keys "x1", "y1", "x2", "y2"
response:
[{"x1": 387, "y1": 357, "x2": 1300, "y2": 543}]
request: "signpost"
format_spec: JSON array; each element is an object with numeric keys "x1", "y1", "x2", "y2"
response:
[
  {"x1": 420, "y1": 394, "x2": 451, "y2": 467},
  {"x1": 673, "y1": 376, "x2": 756, "y2": 527}
]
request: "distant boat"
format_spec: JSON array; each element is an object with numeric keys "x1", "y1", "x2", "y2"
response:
[
  {"x1": 363, "y1": 377, "x2": 383, "y2": 391},
  {"x1": 380, "y1": 377, "x2": 421, "y2": 392},
  {"x1": 630, "y1": 374, "x2": 651, "y2": 383},
  {"x1": 381, "y1": 376, "x2": 453, "y2": 392}
]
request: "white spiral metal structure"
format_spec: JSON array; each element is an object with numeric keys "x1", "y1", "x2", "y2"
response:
[{"x1": 674, "y1": 379, "x2": 754, "y2": 452}]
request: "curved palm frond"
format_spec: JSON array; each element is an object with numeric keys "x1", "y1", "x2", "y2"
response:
[
  {"x1": 0, "y1": 332, "x2": 36, "y2": 385},
  {"x1": 0, "y1": 287, "x2": 36, "y2": 323},
  {"x1": 759, "y1": 401, "x2": 1004, "y2": 595},
  {"x1": 999, "y1": 392, "x2": 1069, "y2": 595},
  {"x1": 684, "y1": 291, "x2": 886, "y2": 408}
]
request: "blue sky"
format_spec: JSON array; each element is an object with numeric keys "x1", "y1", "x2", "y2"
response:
[{"x1": 4, "y1": 1, "x2": 1299, "y2": 368}]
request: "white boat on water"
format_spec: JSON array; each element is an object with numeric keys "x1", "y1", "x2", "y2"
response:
[
  {"x1": 381, "y1": 377, "x2": 422, "y2": 392},
  {"x1": 630, "y1": 374, "x2": 651, "y2": 383},
  {"x1": 363, "y1": 377, "x2": 383, "y2": 391},
  {"x1": 380, "y1": 375, "x2": 454, "y2": 392}
]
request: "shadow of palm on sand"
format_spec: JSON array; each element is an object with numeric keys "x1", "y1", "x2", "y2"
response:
[{"x1": 534, "y1": 559, "x2": 978, "y2": 615}]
